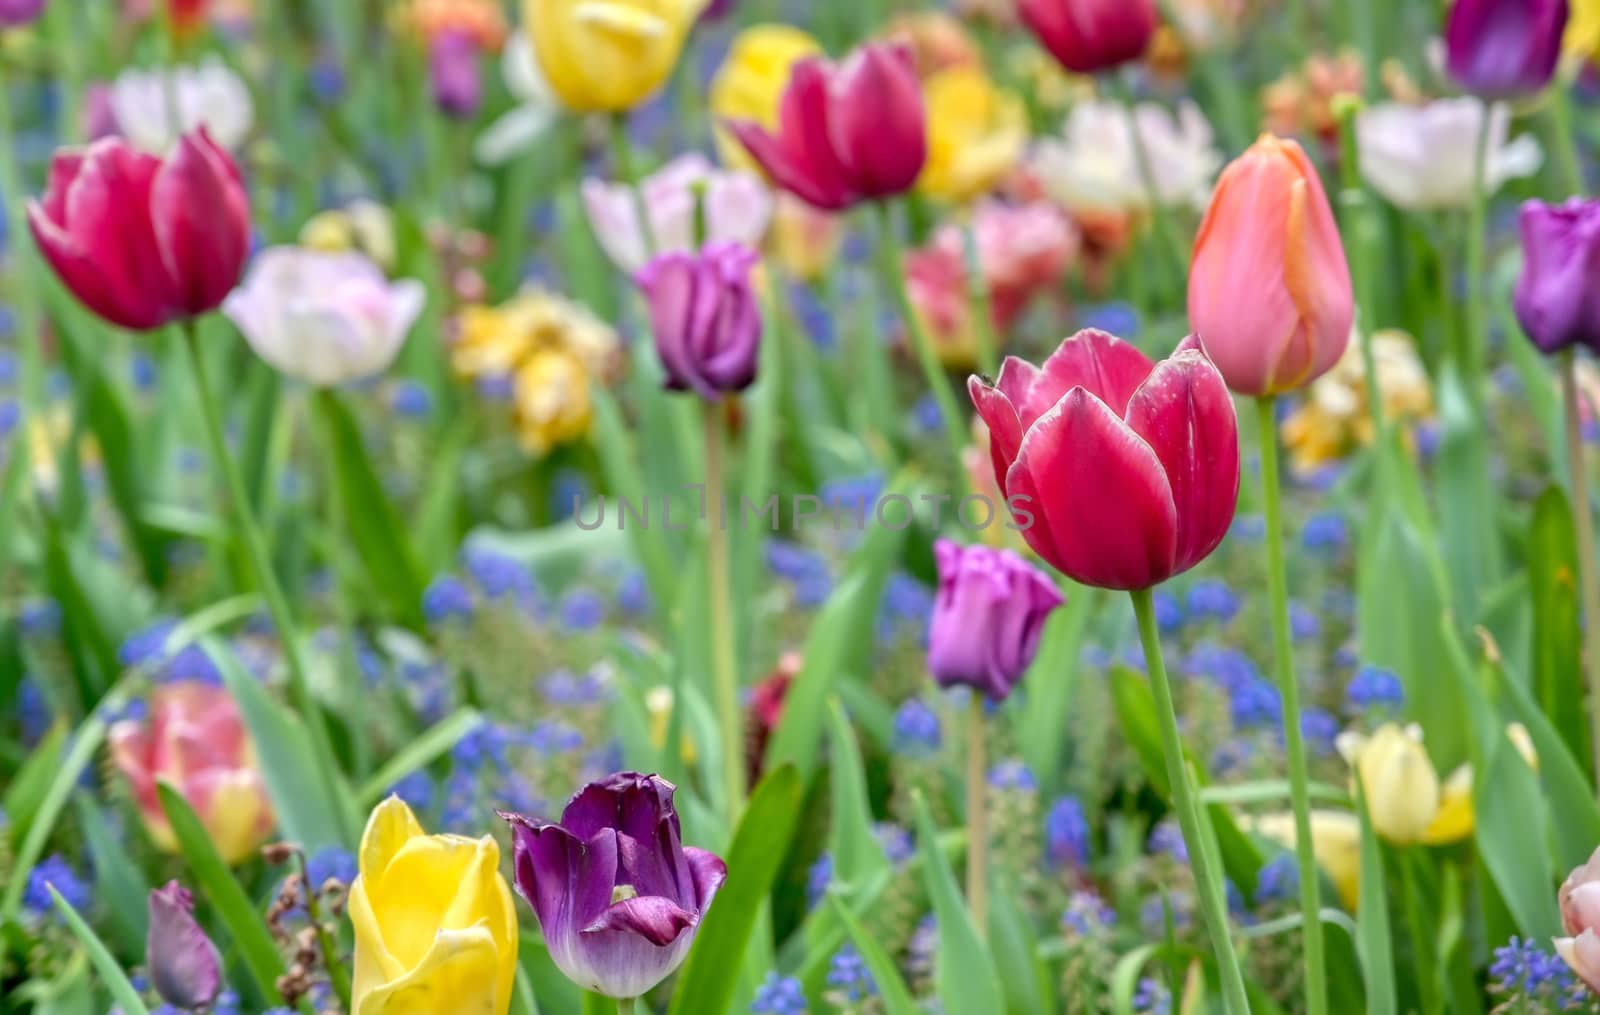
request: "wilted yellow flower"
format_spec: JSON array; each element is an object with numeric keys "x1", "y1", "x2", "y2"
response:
[
  {"x1": 349, "y1": 797, "x2": 518, "y2": 1015},
  {"x1": 526, "y1": 0, "x2": 700, "y2": 113},
  {"x1": 300, "y1": 201, "x2": 398, "y2": 271},
  {"x1": 394, "y1": 0, "x2": 508, "y2": 49},
  {"x1": 1281, "y1": 329, "x2": 1433, "y2": 472},
  {"x1": 453, "y1": 291, "x2": 621, "y2": 456},
  {"x1": 919, "y1": 66, "x2": 1027, "y2": 203},
  {"x1": 1246, "y1": 810, "x2": 1361, "y2": 911},
  {"x1": 709, "y1": 24, "x2": 822, "y2": 171}
]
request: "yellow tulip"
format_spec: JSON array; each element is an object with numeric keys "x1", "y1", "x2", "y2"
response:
[
  {"x1": 1567, "y1": 0, "x2": 1600, "y2": 61},
  {"x1": 526, "y1": 0, "x2": 701, "y2": 113},
  {"x1": 1247, "y1": 810, "x2": 1362, "y2": 911},
  {"x1": 709, "y1": 24, "x2": 823, "y2": 171},
  {"x1": 918, "y1": 66, "x2": 1028, "y2": 203},
  {"x1": 349, "y1": 798, "x2": 518, "y2": 1015}
]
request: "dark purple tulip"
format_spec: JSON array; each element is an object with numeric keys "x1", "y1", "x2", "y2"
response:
[
  {"x1": 637, "y1": 241, "x2": 762, "y2": 400},
  {"x1": 699, "y1": 0, "x2": 736, "y2": 21},
  {"x1": 927, "y1": 539, "x2": 1065, "y2": 701},
  {"x1": 429, "y1": 30, "x2": 482, "y2": 120},
  {"x1": 501, "y1": 773, "x2": 727, "y2": 999},
  {"x1": 1514, "y1": 199, "x2": 1600, "y2": 355},
  {"x1": 1445, "y1": 0, "x2": 1568, "y2": 99},
  {"x1": 146, "y1": 881, "x2": 222, "y2": 1011},
  {"x1": 0, "y1": 0, "x2": 45, "y2": 28}
]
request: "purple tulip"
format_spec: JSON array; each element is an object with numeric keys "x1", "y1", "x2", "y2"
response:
[
  {"x1": 146, "y1": 881, "x2": 222, "y2": 1011},
  {"x1": 429, "y1": 30, "x2": 482, "y2": 119},
  {"x1": 0, "y1": 0, "x2": 46, "y2": 28},
  {"x1": 501, "y1": 773, "x2": 727, "y2": 999},
  {"x1": 699, "y1": 0, "x2": 736, "y2": 21},
  {"x1": 927, "y1": 539, "x2": 1065, "y2": 701},
  {"x1": 1514, "y1": 198, "x2": 1600, "y2": 355},
  {"x1": 1445, "y1": 0, "x2": 1568, "y2": 99},
  {"x1": 637, "y1": 242, "x2": 763, "y2": 400}
]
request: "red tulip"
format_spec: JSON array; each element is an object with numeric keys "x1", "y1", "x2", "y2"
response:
[
  {"x1": 1018, "y1": 0, "x2": 1160, "y2": 75},
  {"x1": 26, "y1": 131, "x2": 250, "y2": 332},
  {"x1": 1188, "y1": 135, "x2": 1353, "y2": 397},
  {"x1": 968, "y1": 329, "x2": 1239, "y2": 590},
  {"x1": 728, "y1": 42, "x2": 926, "y2": 211}
]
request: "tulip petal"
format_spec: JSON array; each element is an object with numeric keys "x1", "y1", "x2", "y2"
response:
[
  {"x1": 357, "y1": 923, "x2": 506, "y2": 1015},
  {"x1": 1006, "y1": 388, "x2": 1178, "y2": 590},
  {"x1": 1032, "y1": 328, "x2": 1156, "y2": 418},
  {"x1": 967, "y1": 375, "x2": 1024, "y2": 497},
  {"x1": 146, "y1": 882, "x2": 222, "y2": 1010},
  {"x1": 151, "y1": 130, "x2": 251, "y2": 316},
  {"x1": 828, "y1": 43, "x2": 926, "y2": 199},
  {"x1": 582, "y1": 895, "x2": 698, "y2": 946},
  {"x1": 683, "y1": 846, "x2": 728, "y2": 911},
  {"x1": 362, "y1": 797, "x2": 425, "y2": 885},
  {"x1": 1123, "y1": 350, "x2": 1239, "y2": 574}
]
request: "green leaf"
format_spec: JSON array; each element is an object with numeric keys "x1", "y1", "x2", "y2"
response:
[
  {"x1": 1109, "y1": 943, "x2": 1160, "y2": 1015},
  {"x1": 314, "y1": 389, "x2": 426, "y2": 627},
  {"x1": 990, "y1": 882, "x2": 1050, "y2": 1015},
  {"x1": 3, "y1": 724, "x2": 66, "y2": 845},
  {"x1": 912, "y1": 792, "x2": 1004, "y2": 1015},
  {"x1": 1496, "y1": 660, "x2": 1600, "y2": 867},
  {"x1": 827, "y1": 896, "x2": 921, "y2": 1015},
  {"x1": 1018, "y1": 588, "x2": 1097, "y2": 797},
  {"x1": 1472, "y1": 725, "x2": 1561, "y2": 937},
  {"x1": 825, "y1": 699, "x2": 890, "y2": 896},
  {"x1": 667, "y1": 765, "x2": 803, "y2": 1015},
  {"x1": 0, "y1": 709, "x2": 109, "y2": 921},
  {"x1": 589, "y1": 385, "x2": 676, "y2": 615},
  {"x1": 1529, "y1": 486, "x2": 1589, "y2": 768},
  {"x1": 74, "y1": 792, "x2": 151, "y2": 957},
  {"x1": 206, "y1": 637, "x2": 353, "y2": 848},
  {"x1": 1354, "y1": 784, "x2": 1396, "y2": 1015},
  {"x1": 358, "y1": 708, "x2": 482, "y2": 808},
  {"x1": 47, "y1": 886, "x2": 151, "y2": 1015},
  {"x1": 156, "y1": 782, "x2": 287, "y2": 1006}
]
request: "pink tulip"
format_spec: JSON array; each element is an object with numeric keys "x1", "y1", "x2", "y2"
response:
[
  {"x1": 729, "y1": 42, "x2": 926, "y2": 211},
  {"x1": 1558, "y1": 845, "x2": 1600, "y2": 993},
  {"x1": 968, "y1": 330, "x2": 1239, "y2": 590},
  {"x1": 26, "y1": 131, "x2": 251, "y2": 332},
  {"x1": 1188, "y1": 134, "x2": 1353, "y2": 397},
  {"x1": 108, "y1": 681, "x2": 275, "y2": 865},
  {"x1": 1018, "y1": 0, "x2": 1159, "y2": 75}
]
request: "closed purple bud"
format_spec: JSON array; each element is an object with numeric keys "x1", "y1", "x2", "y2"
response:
[
  {"x1": 0, "y1": 0, "x2": 46, "y2": 28},
  {"x1": 430, "y1": 30, "x2": 482, "y2": 120},
  {"x1": 1445, "y1": 0, "x2": 1568, "y2": 99},
  {"x1": 500, "y1": 773, "x2": 727, "y2": 999},
  {"x1": 1514, "y1": 198, "x2": 1600, "y2": 355},
  {"x1": 699, "y1": 0, "x2": 736, "y2": 21},
  {"x1": 146, "y1": 881, "x2": 222, "y2": 1010},
  {"x1": 637, "y1": 242, "x2": 763, "y2": 400},
  {"x1": 927, "y1": 539, "x2": 1065, "y2": 701}
]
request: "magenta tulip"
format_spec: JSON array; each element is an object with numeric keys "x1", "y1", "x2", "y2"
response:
[
  {"x1": 637, "y1": 241, "x2": 763, "y2": 400},
  {"x1": 1513, "y1": 199, "x2": 1600, "y2": 356},
  {"x1": 0, "y1": 0, "x2": 45, "y2": 27},
  {"x1": 26, "y1": 131, "x2": 250, "y2": 332},
  {"x1": 1018, "y1": 0, "x2": 1159, "y2": 75},
  {"x1": 928, "y1": 539, "x2": 1064, "y2": 701},
  {"x1": 968, "y1": 330, "x2": 1240, "y2": 591},
  {"x1": 729, "y1": 42, "x2": 926, "y2": 211},
  {"x1": 1445, "y1": 0, "x2": 1568, "y2": 100}
]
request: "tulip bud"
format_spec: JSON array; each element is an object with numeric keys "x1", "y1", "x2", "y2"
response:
[
  {"x1": 27, "y1": 132, "x2": 251, "y2": 332},
  {"x1": 430, "y1": 30, "x2": 483, "y2": 119},
  {"x1": 637, "y1": 242, "x2": 763, "y2": 400},
  {"x1": 146, "y1": 881, "x2": 222, "y2": 1011},
  {"x1": 729, "y1": 42, "x2": 926, "y2": 211},
  {"x1": 927, "y1": 539, "x2": 1063, "y2": 701},
  {"x1": 1338, "y1": 723, "x2": 1439, "y2": 844},
  {"x1": 968, "y1": 330, "x2": 1240, "y2": 590},
  {"x1": 1558, "y1": 845, "x2": 1600, "y2": 992},
  {"x1": 1017, "y1": 0, "x2": 1159, "y2": 75},
  {"x1": 1189, "y1": 134, "x2": 1354, "y2": 397},
  {"x1": 501, "y1": 773, "x2": 727, "y2": 999},
  {"x1": 223, "y1": 247, "x2": 426, "y2": 387},
  {"x1": 1513, "y1": 198, "x2": 1600, "y2": 356},
  {"x1": 0, "y1": 0, "x2": 46, "y2": 28},
  {"x1": 1445, "y1": 0, "x2": 1568, "y2": 100}
]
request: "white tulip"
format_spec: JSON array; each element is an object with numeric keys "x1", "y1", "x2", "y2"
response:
[
  {"x1": 1356, "y1": 98, "x2": 1541, "y2": 211},
  {"x1": 111, "y1": 57, "x2": 255, "y2": 155},
  {"x1": 1031, "y1": 99, "x2": 1221, "y2": 216}
]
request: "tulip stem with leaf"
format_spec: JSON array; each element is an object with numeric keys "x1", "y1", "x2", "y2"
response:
[
  {"x1": 1130, "y1": 587, "x2": 1252, "y2": 1015},
  {"x1": 1333, "y1": 98, "x2": 1388, "y2": 444},
  {"x1": 1560, "y1": 350, "x2": 1600, "y2": 787},
  {"x1": 703, "y1": 404, "x2": 747, "y2": 820},
  {"x1": 179, "y1": 322, "x2": 347, "y2": 838},
  {"x1": 1462, "y1": 110, "x2": 1493, "y2": 395},
  {"x1": 965, "y1": 693, "x2": 989, "y2": 937},
  {"x1": 1254, "y1": 395, "x2": 1329, "y2": 1015},
  {"x1": 961, "y1": 221, "x2": 1001, "y2": 377}
]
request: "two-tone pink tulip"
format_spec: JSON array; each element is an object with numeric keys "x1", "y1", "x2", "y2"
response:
[
  {"x1": 728, "y1": 41, "x2": 926, "y2": 211},
  {"x1": 26, "y1": 131, "x2": 250, "y2": 332},
  {"x1": 1558, "y1": 844, "x2": 1600, "y2": 993},
  {"x1": 1189, "y1": 134, "x2": 1354, "y2": 397},
  {"x1": 968, "y1": 329, "x2": 1239, "y2": 591}
]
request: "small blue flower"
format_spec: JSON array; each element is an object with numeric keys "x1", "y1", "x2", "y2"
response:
[
  {"x1": 988, "y1": 759, "x2": 1037, "y2": 792},
  {"x1": 306, "y1": 847, "x2": 357, "y2": 887},
  {"x1": 1148, "y1": 819, "x2": 1188, "y2": 863},
  {"x1": 1185, "y1": 579, "x2": 1240, "y2": 623},
  {"x1": 1132, "y1": 977, "x2": 1172, "y2": 1015},
  {"x1": 891, "y1": 699, "x2": 941, "y2": 756},
  {"x1": 0, "y1": 398, "x2": 19, "y2": 439},
  {"x1": 559, "y1": 587, "x2": 607, "y2": 631},
  {"x1": 1301, "y1": 512, "x2": 1348, "y2": 554},
  {"x1": 1045, "y1": 795, "x2": 1090, "y2": 868},
  {"x1": 19, "y1": 598, "x2": 60, "y2": 637},
  {"x1": 1254, "y1": 854, "x2": 1300, "y2": 907},
  {"x1": 767, "y1": 541, "x2": 828, "y2": 583},
  {"x1": 1299, "y1": 707, "x2": 1339, "y2": 756},
  {"x1": 1289, "y1": 600, "x2": 1320, "y2": 641},
  {"x1": 461, "y1": 546, "x2": 539, "y2": 606},
  {"x1": 130, "y1": 352, "x2": 159, "y2": 393},
  {"x1": 1346, "y1": 665, "x2": 1405, "y2": 712},
  {"x1": 422, "y1": 575, "x2": 475, "y2": 624},
  {"x1": 1230, "y1": 678, "x2": 1282, "y2": 729},
  {"x1": 789, "y1": 282, "x2": 835, "y2": 350},
  {"x1": 825, "y1": 945, "x2": 877, "y2": 1002},
  {"x1": 1152, "y1": 589, "x2": 1184, "y2": 633},
  {"x1": 911, "y1": 392, "x2": 943, "y2": 434},
  {"x1": 1079, "y1": 301, "x2": 1140, "y2": 339},
  {"x1": 1231, "y1": 513, "x2": 1266, "y2": 541},
  {"x1": 806, "y1": 853, "x2": 833, "y2": 907},
  {"x1": 874, "y1": 822, "x2": 915, "y2": 865},
  {"x1": 25, "y1": 854, "x2": 90, "y2": 915},
  {"x1": 751, "y1": 972, "x2": 807, "y2": 1014},
  {"x1": 1185, "y1": 645, "x2": 1259, "y2": 692},
  {"x1": 616, "y1": 569, "x2": 652, "y2": 615},
  {"x1": 389, "y1": 380, "x2": 434, "y2": 419},
  {"x1": 1060, "y1": 890, "x2": 1116, "y2": 935},
  {"x1": 390, "y1": 771, "x2": 434, "y2": 812}
]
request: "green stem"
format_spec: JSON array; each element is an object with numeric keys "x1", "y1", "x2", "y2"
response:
[
  {"x1": 610, "y1": 112, "x2": 656, "y2": 256},
  {"x1": 1547, "y1": 82, "x2": 1586, "y2": 198},
  {"x1": 1334, "y1": 102, "x2": 1386, "y2": 443},
  {"x1": 704, "y1": 406, "x2": 746, "y2": 820},
  {"x1": 180, "y1": 323, "x2": 348, "y2": 839},
  {"x1": 1463, "y1": 107, "x2": 1492, "y2": 399},
  {"x1": 1560, "y1": 352, "x2": 1600, "y2": 788},
  {"x1": 616, "y1": 996, "x2": 641, "y2": 1015},
  {"x1": 1286, "y1": 0, "x2": 1310, "y2": 64},
  {"x1": 961, "y1": 219, "x2": 1000, "y2": 377},
  {"x1": 875, "y1": 201, "x2": 970, "y2": 476},
  {"x1": 0, "y1": 54, "x2": 44, "y2": 413},
  {"x1": 294, "y1": 850, "x2": 353, "y2": 1011},
  {"x1": 1254, "y1": 396, "x2": 1327, "y2": 1015},
  {"x1": 965, "y1": 693, "x2": 989, "y2": 938},
  {"x1": 1130, "y1": 587, "x2": 1251, "y2": 1015}
]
